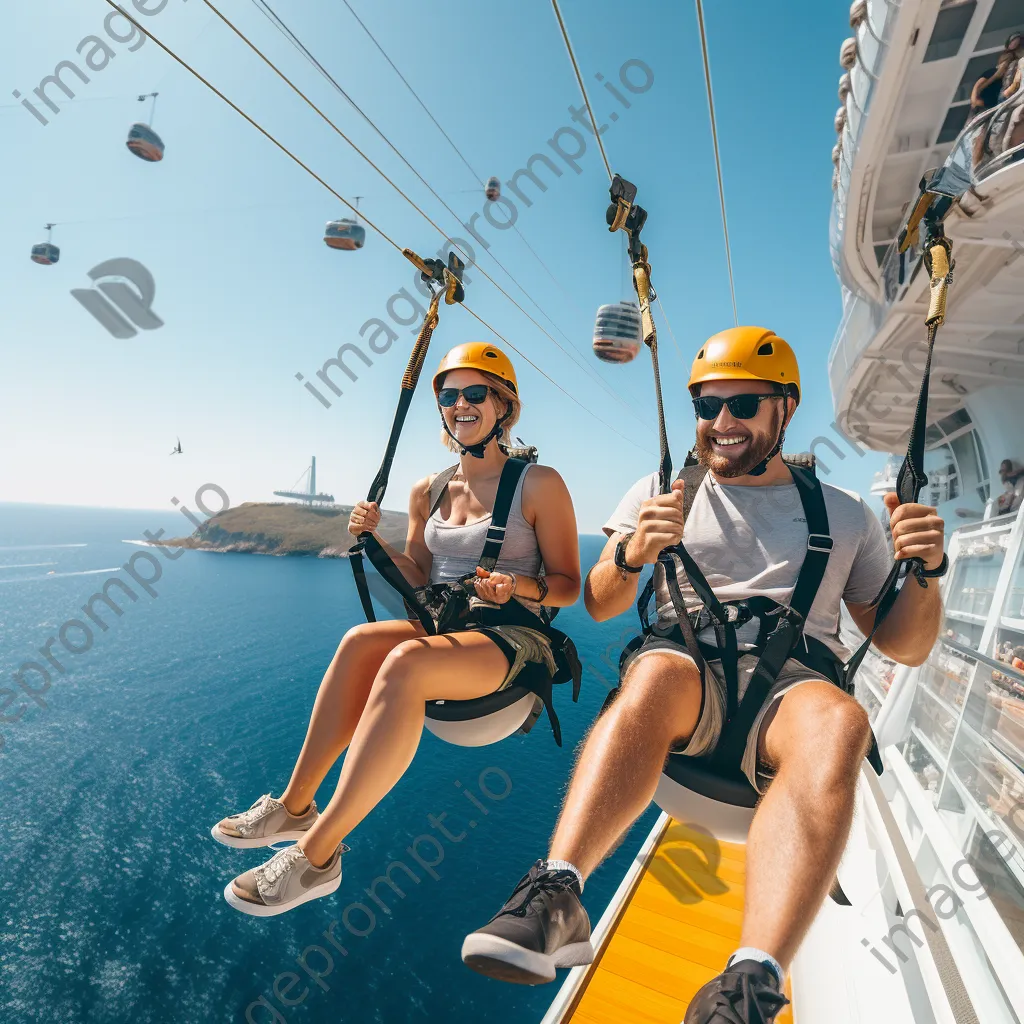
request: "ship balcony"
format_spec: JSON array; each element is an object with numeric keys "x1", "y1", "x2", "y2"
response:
[{"x1": 830, "y1": 99, "x2": 1024, "y2": 457}]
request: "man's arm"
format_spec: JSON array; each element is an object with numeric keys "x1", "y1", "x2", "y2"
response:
[
  {"x1": 846, "y1": 497, "x2": 945, "y2": 666},
  {"x1": 585, "y1": 480, "x2": 686, "y2": 622}
]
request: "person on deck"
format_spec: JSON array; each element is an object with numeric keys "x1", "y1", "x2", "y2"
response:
[
  {"x1": 210, "y1": 343, "x2": 581, "y2": 917},
  {"x1": 461, "y1": 327, "x2": 947, "y2": 1024}
]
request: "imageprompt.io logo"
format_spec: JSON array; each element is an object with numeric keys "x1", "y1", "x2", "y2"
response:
[{"x1": 71, "y1": 258, "x2": 164, "y2": 339}]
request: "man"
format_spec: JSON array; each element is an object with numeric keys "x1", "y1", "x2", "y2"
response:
[{"x1": 461, "y1": 328, "x2": 946, "y2": 1023}]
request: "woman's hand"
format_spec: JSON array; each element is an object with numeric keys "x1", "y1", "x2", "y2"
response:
[
  {"x1": 348, "y1": 500, "x2": 381, "y2": 537},
  {"x1": 472, "y1": 566, "x2": 516, "y2": 604}
]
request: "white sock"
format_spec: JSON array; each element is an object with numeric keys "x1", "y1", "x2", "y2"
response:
[
  {"x1": 544, "y1": 859, "x2": 584, "y2": 892},
  {"x1": 728, "y1": 947, "x2": 784, "y2": 986}
]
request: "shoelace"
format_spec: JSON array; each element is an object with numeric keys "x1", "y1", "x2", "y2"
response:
[
  {"x1": 261, "y1": 845, "x2": 305, "y2": 886},
  {"x1": 696, "y1": 969, "x2": 789, "y2": 1024},
  {"x1": 498, "y1": 862, "x2": 577, "y2": 919},
  {"x1": 238, "y1": 793, "x2": 276, "y2": 827}
]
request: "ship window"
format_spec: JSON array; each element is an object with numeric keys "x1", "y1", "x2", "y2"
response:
[
  {"x1": 975, "y1": 0, "x2": 1024, "y2": 52},
  {"x1": 937, "y1": 408, "x2": 973, "y2": 434},
  {"x1": 874, "y1": 243, "x2": 889, "y2": 266},
  {"x1": 925, "y1": 1, "x2": 978, "y2": 62},
  {"x1": 937, "y1": 103, "x2": 972, "y2": 144}
]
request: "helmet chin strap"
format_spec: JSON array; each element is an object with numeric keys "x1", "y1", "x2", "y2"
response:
[
  {"x1": 442, "y1": 407, "x2": 513, "y2": 459},
  {"x1": 746, "y1": 396, "x2": 790, "y2": 477}
]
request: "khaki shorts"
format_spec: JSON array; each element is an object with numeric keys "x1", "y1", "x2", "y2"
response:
[
  {"x1": 479, "y1": 625, "x2": 558, "y2": 690},
  {"x1": 621, "y1": 640, "x2": 834, "y2": 793}
]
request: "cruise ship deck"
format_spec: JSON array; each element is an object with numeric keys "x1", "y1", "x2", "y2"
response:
[{"x1": 546, "y1": 817, "x2": 793, "y2": 1024}]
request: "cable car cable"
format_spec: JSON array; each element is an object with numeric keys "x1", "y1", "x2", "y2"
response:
[
  {"x1": 549, "y1": 0, "x2": 613, "y2": 182},
  {"x1": 336, "y1": 0, "x2": 578, "y2": 310},
  {"x1": 246, "y1": 0, "x2": 619, "y2": 395},
  {"x1": 203, "y1": 0, "x2": 653, "y2": 431},
  {"x1": 695, "y1": 0, "x2": 738, "y2": 327},
  {"x1": 248, "y1": 0, "x2": 620, "y2": 420},
  {"x1": 96, "y1": 0, "x2": 655, "y2": 457}
]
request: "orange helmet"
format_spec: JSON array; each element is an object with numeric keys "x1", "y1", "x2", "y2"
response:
[
  {"x1": 688, "y1": 327, "x2": 800, "y2": 402},
  {"x1": 432, "y1": 342, "x2": 518, "y2": 395}
]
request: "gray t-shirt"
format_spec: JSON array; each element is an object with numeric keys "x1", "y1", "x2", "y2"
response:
[{"x1": 603, "y1": 471, "x2": 893, "y2": 660}]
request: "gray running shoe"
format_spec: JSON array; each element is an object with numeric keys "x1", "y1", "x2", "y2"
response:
[
  {"x1": 461, "y1": 861, "x2": 594, "y2": 985},
  {"x1": 211, "y1": 793, "x2": 318, "y2": 849},
  {"x1": 223, "y1": 842, "x2": 346, "y2": 917}
]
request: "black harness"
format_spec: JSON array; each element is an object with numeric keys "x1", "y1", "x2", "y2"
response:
[
  {"x1": 354, "y1": 456, "x2": 582, "y2": 746},
  {"x1": 622, "y1": 452, "x2": 885, "y2": 811}
]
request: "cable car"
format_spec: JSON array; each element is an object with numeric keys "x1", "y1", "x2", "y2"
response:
[
  {"x1": 127, "y1": 123, "x2": 165, "y2": 162},
  {"x1": 30, "y1": 224, "x2": 59, "y2": 266},
  {"x1": 126, "y1": 93, "x2": 165, "y2": 162},
  {"x1": 324, "y1": 218, "x2": 366, "y2": 250},
  {"x1": 324, "y1": 196, "x2": 366, "y2": 251},
  {"x1": 592, "y1": 301, "x2": 642, "y2": 363},
  {"x1": 485, "y1": 176, "x2": 501, "y2": 201}
]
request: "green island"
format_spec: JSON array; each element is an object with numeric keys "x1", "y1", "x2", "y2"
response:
[{"x1": 159, "y1": 502, "x2": 409, "y2": 557}]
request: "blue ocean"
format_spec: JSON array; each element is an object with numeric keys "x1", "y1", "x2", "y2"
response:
[{"x1": 0, "y1": 503, "x2": 658, "y2": 1024}]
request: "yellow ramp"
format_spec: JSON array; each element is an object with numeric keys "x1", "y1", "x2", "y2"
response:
[{"x1": 561, "y1": 820, "x2": 793, "y2": 1024}]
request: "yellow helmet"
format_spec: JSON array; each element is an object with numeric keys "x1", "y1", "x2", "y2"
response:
[
  {"x1": 688, "y1": 326, "x2": 800, "y2": 402},
  {"x1": 432, "y1": 342, "x2": 518, "y2": 395}
]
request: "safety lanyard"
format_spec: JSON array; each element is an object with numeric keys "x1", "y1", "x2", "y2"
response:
[{"x1": 350, "y1": 249, "x2": 465, "y2": 630}]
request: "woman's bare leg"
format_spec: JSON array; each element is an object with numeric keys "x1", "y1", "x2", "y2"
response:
[
  {"x1": 278, "y1": 620, "x2": 426, "y2": 815},
  {"x1": 297, "y1": 631, "x2": 509, "y2": 866}
]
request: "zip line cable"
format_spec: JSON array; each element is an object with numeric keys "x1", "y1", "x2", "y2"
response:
[
  {"x1": 548, "y1": 0, "x2": 692, "y2": 382},
  {"x1": 210, "y1": 0, "x2": 652, "y2": 431},
  {"x1": 695, "y1": 0, "x2": 739, "y2": 327},
  {"x1": 549, "y1": 0, "x2": 613, "y2": 182},
  {"x1": 335, "y1": 0, "x2": 586, "y2": 323},
  {"x1": 97, "y1": 0, "x2": 655, "y2": 457}
]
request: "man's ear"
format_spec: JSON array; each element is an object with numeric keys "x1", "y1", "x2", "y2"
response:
[{"x1": 783, "y1": 394, "x2": 798, "y2": 429}]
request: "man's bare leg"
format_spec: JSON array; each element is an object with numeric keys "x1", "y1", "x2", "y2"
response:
[
  {"x1": 548, "y1": 652, "x2": 703, "y2": 878},
  {"x1": 740, "y1": 681, "x2": 872, "y2": 967}
]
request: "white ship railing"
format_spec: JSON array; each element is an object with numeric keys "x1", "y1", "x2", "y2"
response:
[{"x1": 830, "y1": 0, "x2": 903, "y2": 285}]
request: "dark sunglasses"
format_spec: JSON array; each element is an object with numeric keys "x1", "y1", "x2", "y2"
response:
[
  {"x1": 692, "y1": 393, "x2": 783, "y2": 420},
  {"x1": 437, "y1": 384, "x2": 494, "y2": 408}
]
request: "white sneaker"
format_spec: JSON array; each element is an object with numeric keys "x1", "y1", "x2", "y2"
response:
[
  {"x1": 211, "y1": 793, "x2": 318, "y2": 849},
  {"x1": 224, "y1": 843, "x2": 346, "y2": 917}
]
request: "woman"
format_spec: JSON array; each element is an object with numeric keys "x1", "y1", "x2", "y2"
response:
[{"x1": 211, "y1": 342, "x2": 581, "y2": 916}]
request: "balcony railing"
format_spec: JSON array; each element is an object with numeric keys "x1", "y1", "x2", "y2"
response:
[
  {"x1": 830, "y1": 0, "x2": 904, "y2": 286},
  {"x1": 878, "y1": 97, "x2": 1024, "y2": 310}
]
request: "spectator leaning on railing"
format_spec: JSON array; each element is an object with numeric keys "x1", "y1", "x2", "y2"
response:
[
  {"x1": 997, "y1": 459, "x2": 1024, "y2": 515},
  {"x1": 970, "y1": 63, "x2": 1006, "y2": 165},
  {"x1": 987, "y1": 32, "x2": 1024, "y2": 157}
]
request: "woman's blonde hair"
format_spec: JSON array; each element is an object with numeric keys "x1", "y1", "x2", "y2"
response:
[{"x1": 439, "y1": 369, "x2": 522, "y2": 453}]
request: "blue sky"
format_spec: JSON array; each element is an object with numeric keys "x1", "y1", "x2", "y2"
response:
[{"x1": 0, "y1": 0, "x2": 886, "y2": 534}]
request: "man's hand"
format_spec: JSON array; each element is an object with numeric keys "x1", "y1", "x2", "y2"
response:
[
  {"x1": 627, "y1": 479, "x2": 686, "y2": 565},
  {"x1": 883, "y1": 493, "x2": 945, "y2": 571},
  {"x1": 348, "y1": 500, "x2": 381, "y2": 537}
]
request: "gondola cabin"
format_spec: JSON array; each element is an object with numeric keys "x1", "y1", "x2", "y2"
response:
[
  {"x1": 126, "y1": 123, "x2": 165, "y2": 162},
  {"x1": 485, "y1": 176, "x2": 501, "y2": 201},
  {"x1": 324, "y1": 219, "x2": 366, "y2": 250},
  {"x1": 30, "y1": 242, "x2": 60, "y2": 266},
  {"x1": 592, "y1": 302, "x2": 642, "y2": 363}
]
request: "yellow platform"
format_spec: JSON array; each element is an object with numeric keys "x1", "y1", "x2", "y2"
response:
[{"x1": 560, "y1": 820, "x2": 793, "y2": 1024}]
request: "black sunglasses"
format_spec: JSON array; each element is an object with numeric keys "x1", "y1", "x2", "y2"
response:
[
  {"x1": 437, "y1": 384, "x2": 494, "y2": 408},
  {"x1": 692, "y1": 393, "x2": 784, "y2": 420}
]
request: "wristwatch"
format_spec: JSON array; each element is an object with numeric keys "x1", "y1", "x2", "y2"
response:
[
  {"x1": 915, "y1": 553, "x2": 949, "y2": 581},
  {"x1": 535, "y1": 575, "x2": 549, "y2": 603},
  {"x1": 614, "y1": 532, "x2": 644, "y2": 577}
]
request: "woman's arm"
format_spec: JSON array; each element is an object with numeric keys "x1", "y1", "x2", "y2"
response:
[
  {"x1": 518, "y1": 466, "x2": 581, "y2": 607},
  {"x1": 349, "y1": 476, "x2": 434, "y2": 587}
]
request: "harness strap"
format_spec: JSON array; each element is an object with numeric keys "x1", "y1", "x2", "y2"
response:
[
  {"x1": 710, "y1": 464, "x2": 834, "y2": 769},
  {"x1": 477, "y1": 459, "x2": 530, "y2": 573},
  {"x1": 428, "y1": 465, "x2": 460, "y2": 518}
]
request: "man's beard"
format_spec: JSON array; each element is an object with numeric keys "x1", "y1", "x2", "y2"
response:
[{"x1": 693, "y1": 411, "x2": 783, "y2": 478}]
